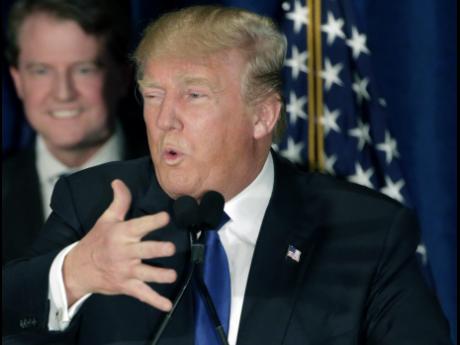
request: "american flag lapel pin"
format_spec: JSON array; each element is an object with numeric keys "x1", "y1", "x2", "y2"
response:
[{"x1": 286, "y1": 244, "x2": 302, "y2": 263}]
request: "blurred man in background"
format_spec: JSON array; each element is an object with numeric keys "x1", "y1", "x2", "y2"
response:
[{"x1": 2, "y1": 0, "x2": 147, "y2": 265}]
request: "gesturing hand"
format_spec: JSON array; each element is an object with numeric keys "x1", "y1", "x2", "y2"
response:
[{"x1": 63, "y1": 179, "x2": 177, "y2": 311}]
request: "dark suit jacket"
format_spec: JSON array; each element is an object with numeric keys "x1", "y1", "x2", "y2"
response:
[
  {"x1": 2, "y1": 153, "x2": 451, "y2": 345},
  {"x1": 2, "y1": 135, "x2": 148, "y2": 265}
]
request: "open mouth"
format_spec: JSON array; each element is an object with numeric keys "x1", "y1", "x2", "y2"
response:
[
  {"x1": 163, "y1": 147, "x2": 184, "y2": 164},
  {"x1": 168, "y1": 149, "x2": 178, "y2": 156}
]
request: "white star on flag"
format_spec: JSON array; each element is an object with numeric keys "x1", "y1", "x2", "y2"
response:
[
  {"x1": 416, "y1": 244, "x2": 428, "y2": 265},
  {"x1": 284, "y1": 45, "x2": 308, "y2": 79},
  {"x1": 321, "y1": 58, "x2": 344, "y2": 91},
  {"x1": 348, "y1": 118, "x2": 372, "y2": 150},
  {"x1": 377, "y1": 131, "x2": 400, "y2": 164},
  {"x1": 321, "y1": 11, "x2": 346, "y2": 45},
  {"x1": 380, "y1": 176, "x2": 405, "y2": 203},
  {"x1": 287, "y1": 91, "x2": 308, "y2": 125},
  {"x1": 324, "y1": 152, "x2": 337, "y2": 174},
  {"x1": 346, "y1": 26, "x2": 370, "y2": 59},
  {"x1": 285, "y1": 0, "x2": 309, "y2": 33},
  {"x1": 280, "y1": 137, "x2": 304, "y2": 163},
  {"x1": 378, "y1": 98, "x2": 388, "y2": 107},
  {"x1": 321, "y1": 106, "x2": 341, "y2": 135},
  {"x1": 352, "y1": 74, "x2": 370, "y2": 104},
  {"x1": 348, "y1": 162, "x2": 374, "y2": 189}
]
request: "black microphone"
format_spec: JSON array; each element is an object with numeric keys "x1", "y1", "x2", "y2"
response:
[
  {"x1": 150, "y1": 192, "x2": 229, "y2": 345},
  {"x1": 174, "y1": 195, "x2": 200, "y2": 232},
  {"x1": 199, "y1": 191, "x2": 225, "y2": 230}
]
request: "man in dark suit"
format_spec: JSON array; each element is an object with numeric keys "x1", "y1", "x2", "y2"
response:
[
  {"x1": 2, "y1": 0, "x2": 147, "y2": 265},
  {"x1": 3, "y1": 5, "x2": 451, "y2": 345}
]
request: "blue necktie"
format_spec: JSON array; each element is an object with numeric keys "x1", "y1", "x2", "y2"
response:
[{"x1": 194, "y1": 213, "x2": 231, "y2": 345}]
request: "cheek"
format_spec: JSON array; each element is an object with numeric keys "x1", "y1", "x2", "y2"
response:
[
  {"x1": 78, "y1": 80, "x2": 105, "y2": 106},
  {"x1": 21, "y1": 79, "x2": 51, "y2": 106}
]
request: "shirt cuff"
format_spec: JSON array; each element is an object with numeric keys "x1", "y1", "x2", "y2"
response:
[{"x1": 48, "y1": 242, "x2": 91, "y2": 331}]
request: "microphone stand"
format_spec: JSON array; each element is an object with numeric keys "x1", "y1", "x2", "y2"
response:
[{"x1": 150, "y1": 231, "x2": 229, "y2": 345}]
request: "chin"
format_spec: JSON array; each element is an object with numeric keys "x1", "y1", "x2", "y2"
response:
[{"x1": 157, "y1": 174, "x2": 189, "y2": 198}]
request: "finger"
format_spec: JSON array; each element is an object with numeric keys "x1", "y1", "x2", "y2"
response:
[
  {"x1": 102, "y1": 179, "x2": 132, "y2": 222},
  {"x1": 127, "y1": 241, "x2": 176, "y2": 260},
  {"x1": 125, "y1": 211, "x2": 170, "y2": 238},
  {"x1": 123, "y1": 280, "x2": 173, "y2": 312},
  {"x1": 132, "y1": 264, "x2": 177, "y2": 284}
]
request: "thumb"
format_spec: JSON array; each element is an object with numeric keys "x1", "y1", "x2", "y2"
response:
[{"x1": 103, "y1": 179, "x2": 132, "y2": 222}]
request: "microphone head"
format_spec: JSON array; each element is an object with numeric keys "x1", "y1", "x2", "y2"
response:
[
  {"x1": 199, "y1": 191, "x2": 225, "y2": 230},
  {"x1": 173, "y1": 195, "x2": 200, "y2": 231}
]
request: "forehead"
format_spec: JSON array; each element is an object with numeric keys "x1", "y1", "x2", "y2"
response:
[
  {"x1": 17, "y1": 12, "x2": 103, "y2": 62},
  {"x1": 140, "y1": 49, "x2": 247, "y2": 89}
]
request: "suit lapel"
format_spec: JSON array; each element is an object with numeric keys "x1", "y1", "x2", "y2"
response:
[{"x1": 237, "y1": 155, "x2": 324, "y2": 345}]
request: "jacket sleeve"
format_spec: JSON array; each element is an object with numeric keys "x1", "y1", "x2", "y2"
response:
[
  {"x1": 365, "y1": 207, "x2": 452, "y2": 344},
  {"x1": 2, "y1": 176, "x2": 82, "y2": 339}
]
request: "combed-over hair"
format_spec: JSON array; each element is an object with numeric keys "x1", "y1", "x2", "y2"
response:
[{"x1": 133, "y1": 6, "x2": 287, "y2": 141}]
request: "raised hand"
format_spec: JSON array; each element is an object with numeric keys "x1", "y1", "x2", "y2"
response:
[{"x1": 63, "y1": 179, "x2": 177, "y2": 311}]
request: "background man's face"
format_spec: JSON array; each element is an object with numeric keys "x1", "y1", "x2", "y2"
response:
[
  {"x1": 140, "y1": 50, "x2": 260, "y2": 200},
  {"x1": 10, "y1": 12, "x2": 120, "y2": 154}
]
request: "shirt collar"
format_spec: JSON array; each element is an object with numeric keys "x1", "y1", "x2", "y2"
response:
[
  {"x1": 224, "y1": 153, "x2": 274, "y2": 246},
  {"x1": 36, "y1": 123, "x2": 124, "y2": 186}
]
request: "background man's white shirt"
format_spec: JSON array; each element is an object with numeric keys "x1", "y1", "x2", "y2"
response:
[{"x1": 36, "y1": 126, "x2": 124, "y2": 218}]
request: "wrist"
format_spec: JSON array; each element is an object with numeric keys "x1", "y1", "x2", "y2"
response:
[{"x1": 63, "y1": 247, "x2": 88, "y2": 307}]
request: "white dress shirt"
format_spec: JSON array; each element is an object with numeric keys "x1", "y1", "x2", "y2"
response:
[
  {"x1": 36, "y1": 126, "x2": 124, "y2": 218},
  {"x1": 48, "y1": 153, "x2": 275, "y2": 345},
  {"x1": 221, "y1": 153, "x2": 274, "y2": 345}
]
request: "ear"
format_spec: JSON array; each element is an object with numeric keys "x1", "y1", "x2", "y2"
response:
[
  {"x1": 252, "y1": 94, "x2": 281, "y2": 140},
  {"x1": 9, "y1": 66, "x2": 24, "y2": 100}
]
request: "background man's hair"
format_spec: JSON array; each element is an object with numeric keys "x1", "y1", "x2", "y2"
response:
[
  {"x1": 6, "y1": 0, "x2": 131, "y2": 67},
  {"x1": 133, "y1": 5, "x2": 287, "y2": 141}
]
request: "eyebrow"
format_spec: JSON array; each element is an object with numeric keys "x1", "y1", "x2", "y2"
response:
[
  {"x1": 138, "y1": 76, "x2": 221, "y2": 93},
  {"x1": 180, "y1": 76, "x2": 213, "y2": 88},
  {"x1": 138, "y1": 79, "x2": 162, "y2": 89},
  {"x1": 22, "y1": 59, "x2": 103, "y2": 70}
]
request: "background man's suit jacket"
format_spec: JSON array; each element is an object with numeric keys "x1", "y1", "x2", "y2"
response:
[
  {"x1": 2, "y1": 153, "x2": 451, "y2": 345},
  {"x1": 2, "y1": 136, "x2": 148, "y2": 265}
]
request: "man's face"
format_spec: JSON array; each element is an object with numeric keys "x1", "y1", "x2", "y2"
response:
[
  {"x1": 140, "y1": 50, "x2": 265, "y2": 200},
  {"x1": 10, "y1": 13, "x2": 122, "y2": 154}
]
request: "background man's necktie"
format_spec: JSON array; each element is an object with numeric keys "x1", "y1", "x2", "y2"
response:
[{"x1": 194, "y1": 213, "x2": 231, "y2": 345}]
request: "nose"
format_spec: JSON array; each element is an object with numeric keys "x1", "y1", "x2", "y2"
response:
[
  {"x1": 53, "y1": 70, "x2": 76, "y2": 102},
  {"x1": 155, "y1": 95, "x2": 182, "y2": 131}
]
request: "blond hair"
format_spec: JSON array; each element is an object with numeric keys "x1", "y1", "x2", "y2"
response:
[{"x1": 133, "y1": 5, "x2": 287, "y2": 141}]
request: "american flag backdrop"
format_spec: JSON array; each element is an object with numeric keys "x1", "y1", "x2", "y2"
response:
[{"x1": 276, "y1": 0, "x2": 411, "y2": 206}]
